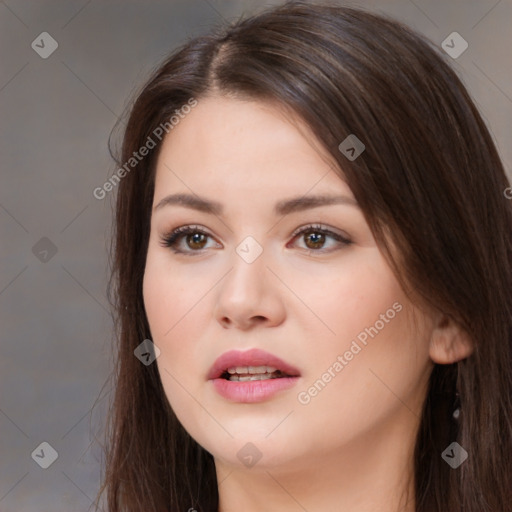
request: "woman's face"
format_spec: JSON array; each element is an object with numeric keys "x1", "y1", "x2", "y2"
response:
[{"x1": 143, "y1": 95, "x2": 434, "y2": 474}]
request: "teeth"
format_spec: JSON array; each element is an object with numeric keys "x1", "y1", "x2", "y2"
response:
[
  {"x1": 227, "y1": 366, "x2": 277, "y2": 375},
  {"x1": 228, "y1": 373, "x2": 281, "y2": 381}
]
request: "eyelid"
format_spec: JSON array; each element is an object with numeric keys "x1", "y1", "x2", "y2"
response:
[{"x1": 290, "y1": 223, "x2": 350, "y2": 241}]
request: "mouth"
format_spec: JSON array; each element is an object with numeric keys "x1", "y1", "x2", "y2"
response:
[
  {"x1": 208, "y1": 348, "x2": 301, "y2": 381},
  {"x1": 208, "y1": 349, "x2": 301, "y2": 403}
]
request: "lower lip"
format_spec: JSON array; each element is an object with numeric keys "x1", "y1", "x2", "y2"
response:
[{"x1": 210, "y1": 376, "x2": 300, "y2": 403}]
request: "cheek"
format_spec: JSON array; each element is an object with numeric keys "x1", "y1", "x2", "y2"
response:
[
  {"x1": 295, "y1": 302, "x2": 430, "y2": 441},
  {"x1": 142, "y1": 249, "x2": 215, "y2": 382},
  {"x1": 289, "y1": 249, "x2": 405, "y2": 349},
  {"x1": 291, "y1": 253, "x2": 430, "y2": 424},
  {"x1": 143, "y1": 257, "x2": 210, "y2": 429},
  {"x1": 142, "y1": 248, "x2": 201, "y2": 339}
]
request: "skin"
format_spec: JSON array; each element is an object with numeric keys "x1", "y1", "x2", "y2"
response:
[{"x1": 143, "y1": 95, "x2": 473, "y2": 512}]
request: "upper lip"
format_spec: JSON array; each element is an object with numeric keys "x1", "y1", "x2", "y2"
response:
[{"x1": 208, "y1": 348, "x2": 301, "y2": 380}]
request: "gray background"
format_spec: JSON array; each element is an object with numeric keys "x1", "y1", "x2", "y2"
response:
[{"x1": 1, "y1": 1, "x2": 511, "y2": 510}]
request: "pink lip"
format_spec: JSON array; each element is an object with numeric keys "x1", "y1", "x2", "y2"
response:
[
  {"x1": 208, "y1": 348, "x2": 301, "y2": 403},
  {"x1": 208, "y1": 349, "x2": 301, "y2": 379}
]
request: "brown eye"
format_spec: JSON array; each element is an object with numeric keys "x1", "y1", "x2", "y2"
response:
[
  {"x1": 290, "y1": 224, "x2": 352, "y2": 253},
  {"x1": 303, "y1": 231, "x2": 327, "y2": 250},
  {"x1": 185, "y1": 232, "x2": 208, "y2": 250},
  {"x1": 160, "y1": 223, "x2": 352, "y2": 256},
  {"x1": 160, "y1": 225, "x2": 216, "y2": 254}
]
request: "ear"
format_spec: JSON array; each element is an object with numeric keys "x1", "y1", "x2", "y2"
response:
[{"x1": 429, "y1": 313, "x2": 474, "y2": 364}]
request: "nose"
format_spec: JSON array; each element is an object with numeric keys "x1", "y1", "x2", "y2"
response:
[{"x1": 213, "y1": 247, "x2": 286, "y2": 331}]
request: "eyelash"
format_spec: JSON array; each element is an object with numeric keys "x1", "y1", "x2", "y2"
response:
[{"x1": 159, "y1": 223, "x2": 352, "y2": 256}]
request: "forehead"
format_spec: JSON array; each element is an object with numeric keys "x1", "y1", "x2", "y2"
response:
[{"x1": 154, "y1": 95, "x2": 351, "y2": 198}]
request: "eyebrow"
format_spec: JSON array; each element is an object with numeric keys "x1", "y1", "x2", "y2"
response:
[{"x1": 153, "y1": 192, "x2": 359, "y2": 216}]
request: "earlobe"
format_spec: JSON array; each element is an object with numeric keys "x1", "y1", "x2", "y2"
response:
[{"x1": 428, "y1": 314, "x2": 474, "y2": 364}]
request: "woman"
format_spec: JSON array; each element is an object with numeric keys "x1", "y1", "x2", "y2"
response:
[{"x1": 95, "y1": 2, "x2": 512, "y2": 511}]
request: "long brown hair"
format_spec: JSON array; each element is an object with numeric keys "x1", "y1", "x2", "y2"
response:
[{"x1": 94, "y1": 2, "x2": 512, "y2": 510}]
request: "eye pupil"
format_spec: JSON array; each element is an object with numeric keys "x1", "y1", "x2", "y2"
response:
[
  {"x1": 188, "y1": 233, "x2": 207, "y2": 249},
  {"x1": 305, "y1": 232, "x2": 325, "y2": 249}
]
